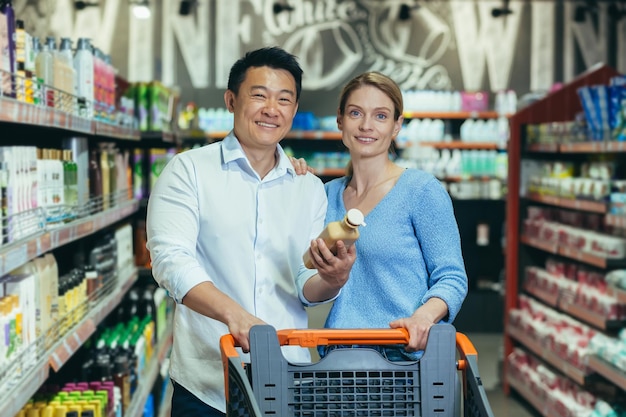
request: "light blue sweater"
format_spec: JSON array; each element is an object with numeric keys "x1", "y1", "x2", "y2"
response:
[{"x1": 323, "y1": 169, "x2": 468, "y2": 333}]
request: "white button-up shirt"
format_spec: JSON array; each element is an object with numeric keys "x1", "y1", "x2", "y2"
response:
[{"x1": 146, "y1": 132, "x2": 327, "y2": 411}]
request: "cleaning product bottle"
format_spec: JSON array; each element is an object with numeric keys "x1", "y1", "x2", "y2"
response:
[{"x1": 303, "y1": 208, "x2": 366, "y2": 269}]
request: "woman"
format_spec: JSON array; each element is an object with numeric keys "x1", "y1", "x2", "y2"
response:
[{"x1": 306, "y1": 72, "x2": 468, "y2": 359}]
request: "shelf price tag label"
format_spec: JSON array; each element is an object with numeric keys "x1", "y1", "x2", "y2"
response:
[
  {"x1": 4, "y1": 244, "x2": 28, "y2": 273},
  {"x1": 77, "y1": 220, "x2": 94, "y2": 237}
]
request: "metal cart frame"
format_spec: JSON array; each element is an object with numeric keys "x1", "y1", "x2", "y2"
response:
[{"x1": 220, "y1": 324, "x2": 494, "y2": 417}]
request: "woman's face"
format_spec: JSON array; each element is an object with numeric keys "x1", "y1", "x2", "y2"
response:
[{"x1": 338, "y1": 85, "x2": 403, "y2": 159}]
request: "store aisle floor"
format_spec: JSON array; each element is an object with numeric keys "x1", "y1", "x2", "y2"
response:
[{"x1": 466, "y1": 333, "x2": 538, "y2": 417}]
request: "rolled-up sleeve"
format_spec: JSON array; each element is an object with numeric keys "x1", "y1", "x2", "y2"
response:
[
  {"x1": 146, "y1": 155, "x2": 212, "y2": 303},
  {"x1": 294, "y1": 175, "x2": 332, "y2": 306}
]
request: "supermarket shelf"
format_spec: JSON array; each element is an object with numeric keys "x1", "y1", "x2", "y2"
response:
[
  {"x1": 507, "y1": 325, "x2": 590, "y2": 385},
  {"x1": 521, "y1": 234, "x2": 626, "y2": 269},
  {"x1": 157, "y1": 381, "x2": 173, "y2": 417},
  {"x1": 506, "y1": 370, "x2": 557, "y2": 417},
  {"x1": 527, "y1": 141, "x2": 626, "y2": 154},
  {"x1": 0, "y1": 95, "x2": 140, "y2": 141},
  {"x1": 287, "y1": 130, "x2": 342, "y2": 140},
  {"x1": 587, "y1": 355, "x2": 626, "y2": 390},
  {"x1": 524, "y1": 282, "x2": 559, "y2": 307},
  {"x1": 607, "y1": 285, "x2": 626, "y2": 304},
  {"x1": 0, "y1": 94, "x2": 92, "y2": 134},
  {"x1": 525, "y1": 280, "x2": 625, "y2": 331},
  {"x1": 526, "y1": 143, "x2": 559, "y2": 153},
  {"x1": 520, "y1": 234, "x2": 558, "y2": 255},
  {"x1": 525, "y1": 193, "x2": 607, "y2": 214},
  {"x1": 558, "y1": 300, "x2": 625, "y2": 331},
  {"x1": 605, "y1": 214, "x2": 626, "y2": 228},
  {"x1": 561, "y1": 141, "x2": 626, "y2": 153},
  {"x1": 140, "y1": 131, "x2": 179, "y2": 144},
  {"x1": 125, "y1": 323, "x2": 173, "y2": 417},
  {"x1": 0, "y1": 199, "x2": 139, "y2": 278},
  {"x1": 94, "y1": 121, "x2": 140, "y2": 141},
  {"x1": 315, "y1": 168, "x2": 345, "y2": 177},
  {"x1": 506, "y1": 372, "x2": 546, "y2": 416},
  {"x1": 440, "y1": 175, "x2": 503, "y2": 183},
  {"x1": 403, "y1": 111, "x2": 501, "y2": 119},
  {"x1": 404, "y1": 141, "x2": 500, "y2": 150},
  {"x1": 0, "y1": 267, "x2": 139, "y2": 417}
]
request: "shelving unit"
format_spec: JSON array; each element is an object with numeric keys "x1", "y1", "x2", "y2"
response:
[
  {"x1": 0, "y1": 94, "x2": 141, "y2": 140},
  {"x1": 403, "y1": 111, "x2": 501, "y2": 119},
  {"x1": 0, "y1": 266, "x2": 139, "y2": 417},
  {"x1": 124, "y1": 324, "x2": 173, "y2": 417},
  {"x1": 504, "y1": 64, "x2": 624, "y2": 407},
  {"x1": 0, "y1": 91, "x2": 159, "y2": 415}
]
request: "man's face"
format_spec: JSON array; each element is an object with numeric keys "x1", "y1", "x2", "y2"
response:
[{"x1": 224, "y1": 66, "x2": 299, "y2": 152}]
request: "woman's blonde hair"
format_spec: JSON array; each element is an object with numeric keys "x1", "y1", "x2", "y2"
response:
[{"x1": 338, "y1": 72, "x2": 404, "y2": 177}]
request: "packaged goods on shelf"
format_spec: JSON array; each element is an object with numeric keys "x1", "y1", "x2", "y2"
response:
[
  {"x1": 128, "y1": 81, "x2": 177, "y2": 132},
  {"x1": 577, "y1": 76, "x2": 626, "y2": 142},
  {"x1": 507, "y1": 348, "x2": 625, "y2": 416}
]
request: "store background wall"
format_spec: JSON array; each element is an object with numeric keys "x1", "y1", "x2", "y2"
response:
[{"x1": 12, "y1": 0, "x2": 626, "y2": 114}]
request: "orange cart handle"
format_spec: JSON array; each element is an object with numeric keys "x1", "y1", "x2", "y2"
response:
[
  {"x1": 276, "y1": 328, "x2": 410, "y2": 348},
  {"x1": 220, "y1": 333, "x2": 240, "y2": 359},
  {"x1": 220, "y1": 328, "x2": 479, "y2": 369},
  {"x1": 456, "y1": 332, "x2": 478, "y2": 371}
]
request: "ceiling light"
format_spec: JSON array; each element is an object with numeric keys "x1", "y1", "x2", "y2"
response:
[{"x1": 131, "y1": 0, "x2": 151, "y2": 19}]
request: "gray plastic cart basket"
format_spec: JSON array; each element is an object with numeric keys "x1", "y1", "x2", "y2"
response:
[{"x1": 220, "y1": 324, "x2": 494, "y2": 417}]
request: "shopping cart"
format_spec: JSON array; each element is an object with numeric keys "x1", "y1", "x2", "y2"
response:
[{"x1": 220, "y1": 323, "x2": 494, "y2": 417}]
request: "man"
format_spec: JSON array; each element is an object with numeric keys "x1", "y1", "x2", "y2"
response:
[{"x1": 146, "y1": 47, "x2": 356, "y2": 417}]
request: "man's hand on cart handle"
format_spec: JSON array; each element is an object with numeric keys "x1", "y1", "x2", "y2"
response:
[{"x1": 226, "y1": 311, "x2": 268, "y2": 353}]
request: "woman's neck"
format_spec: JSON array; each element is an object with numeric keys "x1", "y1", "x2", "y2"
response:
[{"x1": 349, "y1": 161, "x2": 402, "y2": 196}]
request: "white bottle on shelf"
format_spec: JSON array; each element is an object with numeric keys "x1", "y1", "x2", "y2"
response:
[
  {"x1": 35, "y1": 39, "x2": 54, "y2": 106},
  {"x1": 73, "y1": 38, "x2": 94, "y2": 118}
]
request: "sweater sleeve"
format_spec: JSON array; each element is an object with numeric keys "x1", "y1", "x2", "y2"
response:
[{"x1": 411, "y1": 176, "x2": 468, "y2": 322}]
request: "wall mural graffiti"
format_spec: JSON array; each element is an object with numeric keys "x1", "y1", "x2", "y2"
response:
[{"x1": 11, "y1": 0, "x2": 626, "y2": 111}]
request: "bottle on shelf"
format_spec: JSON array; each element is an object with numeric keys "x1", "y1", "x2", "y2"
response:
[
  {"x1": 88, "y1": 147, "x2": 103, "y2": 213},
  {"x1": 73, "y1": 38, "x2": 94, "y2": 118},
  {"x1": 0, "y1": 0, "x2": 17, "y2": 98},
  {"x1": 303, "y1": 208, "x2": 366, "y2": 269},
  {"x1": 35, "y1": 37, "x2": 54, "y2": 107},
  {"x1": 58, "y1": 37, "x2": 76, "y2": 114}
]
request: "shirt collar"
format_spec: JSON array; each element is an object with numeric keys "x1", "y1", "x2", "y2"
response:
[{"x1": 222, "y1": 130, "x2": 296, "y2": 179}]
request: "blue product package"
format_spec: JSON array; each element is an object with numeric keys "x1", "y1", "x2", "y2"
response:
[
  {"x1": 608, "y1": 85, "x2": 623, "y2": 132},
  {"x1": 610, "y1": 75, "x2": 626, "y2": 86},
  {"x1": 609, "y1": 85, "x2": 626, "y2": 140},
  {"x1": 615, "y1": 86, "x2": 626, "y2": 141},
  {"x1": 577, "y1": 86, "x2": 600, "y2": 139},
  {"x1": 590, "y1": 85, "x2": 611, "y2": 140}
]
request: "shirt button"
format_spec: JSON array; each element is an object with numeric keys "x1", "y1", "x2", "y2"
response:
[{"x1": 259, "y1": 218, "x2": 263, "y2": 224}]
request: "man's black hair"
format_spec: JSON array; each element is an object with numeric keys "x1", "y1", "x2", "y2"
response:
[{"x1": 227, "y1": 47, "x2": 303, "y2": 101}]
